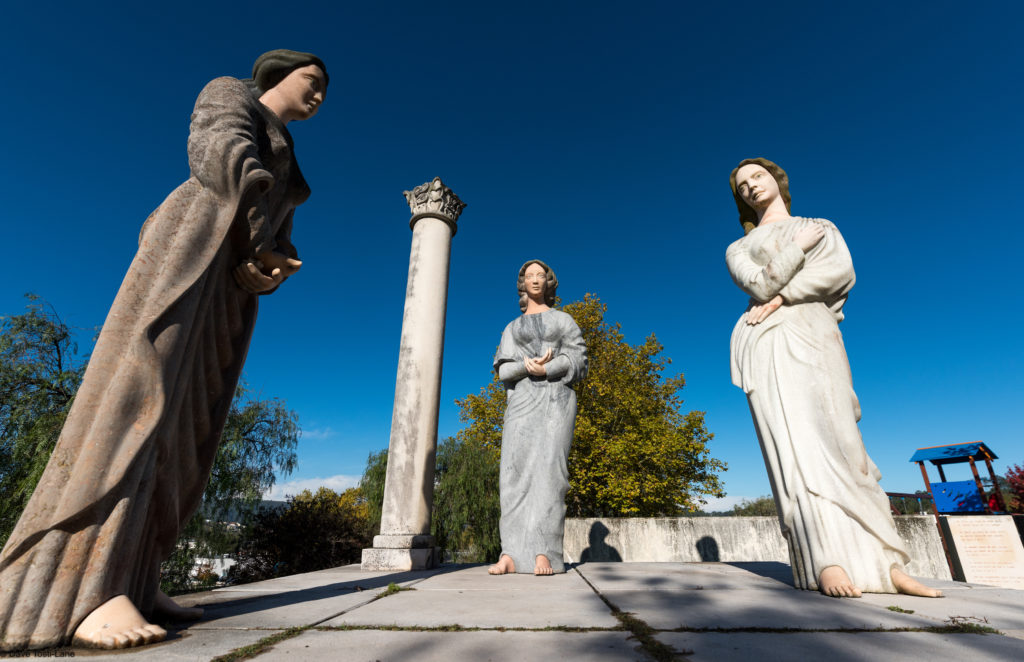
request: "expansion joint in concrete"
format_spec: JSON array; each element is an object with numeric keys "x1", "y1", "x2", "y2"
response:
[
  {"x1": 210, "y1": 625, "x2": 311, "y2": 662},
  {"x1": 315, "y1": 624, "x2": 622, "y2": 633},
  {"x1": 572, "y1": 566, "x2": 693, "y2": 660}
]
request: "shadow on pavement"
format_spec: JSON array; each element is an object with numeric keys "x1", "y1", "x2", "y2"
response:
[
  {"x1": 725, "y1": 561, "x2": 795, "y2": 586},
  {"x1": 176, "y1": 565, "x2": 465, "y2": 620}
]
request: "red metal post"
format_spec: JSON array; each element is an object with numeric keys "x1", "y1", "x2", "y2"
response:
[{"x1": 983, "y1": 456, "x2": 1007, "y2": 512}]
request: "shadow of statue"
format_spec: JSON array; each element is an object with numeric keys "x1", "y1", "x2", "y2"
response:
[
  {"x1": 579, "y1": 521, "x2": 623, "y2": 563},
  {"x1": 696, "y1": 535, "x2": 720, "y2": 561}
]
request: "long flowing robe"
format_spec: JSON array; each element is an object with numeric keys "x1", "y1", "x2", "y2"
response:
[
  {"x1": 726, "y1": 217, "x2": 909, "y2": 593},
  {"x1": 0, "y1": 77, "x2": 308, "y2": 650},
  {"x1": 493, "y1": 309, "x2": 587, "y2": 573}
]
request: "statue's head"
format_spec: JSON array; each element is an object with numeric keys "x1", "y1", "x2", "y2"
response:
[
  {"x1": 517, "y1": 259, "x2": 558, "y2": 312},
  {"x1": 251, "y1": 49, "x2": 329, "y2": 95},
  {"x1": 729, "y1": 157, "x2": 791, "y2": 235}
]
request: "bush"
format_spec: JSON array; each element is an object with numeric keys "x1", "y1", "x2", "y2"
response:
[{"x1": 229, "y1": 487, "x2": 372, "y2": 583}]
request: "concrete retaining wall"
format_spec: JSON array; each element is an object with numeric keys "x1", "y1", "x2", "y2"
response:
[{"x1": 564, "y1": 515, "x2": 951, "y2": 580}]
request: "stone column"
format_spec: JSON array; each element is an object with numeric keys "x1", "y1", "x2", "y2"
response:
[{"x1": 361, "y1": 177, "x2": 466, "y2": 571}]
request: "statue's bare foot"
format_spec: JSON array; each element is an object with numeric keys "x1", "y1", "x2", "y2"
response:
[
  {"x1": 154, "y1": 590, "x2": 204, "y2": 621},
  {"x1": 819, "y1": 566, "x2": 862, "y2": 598},
  {"x1": 488, "y1": 554, "x2": 515, "y2": 575},
  {"x1": 891, "y1": 568, "x2": 943, "y2": 598},
  {"x1": 534, "y1": 554, "x2": 554, "y2": 576},
  {"x1": 72, "y1": 595, "x2": 167, "y2": 649}
]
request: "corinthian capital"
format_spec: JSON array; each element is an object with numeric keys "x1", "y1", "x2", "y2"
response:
[{"x1": 404, "y1": 177, "x2": 466, "y2": 234}]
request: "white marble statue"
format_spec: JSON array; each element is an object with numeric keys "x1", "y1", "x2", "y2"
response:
[
  {"x1": 488, "y1": 260, "x2": 588, "y2": 576},
  {"x1": 725, "y1": 158, "x2": 941, "y2": 598}
]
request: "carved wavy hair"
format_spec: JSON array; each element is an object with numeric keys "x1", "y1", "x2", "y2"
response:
[
  {"x1": 250, "y1": 49, "x2": 329, "y2": 95},
  {"x1": 729, "y1": 157, "x2": 792, "y2": 235},
  {"x1": 517, "y1": 259, "x2": 558, "y2": 313}
]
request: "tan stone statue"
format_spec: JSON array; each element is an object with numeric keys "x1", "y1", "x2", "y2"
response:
[
  {"x1": 725, "y1": 158, "x2": 942, "y2": 599},
  {"x1": 0, "y1": 50, "x2": 327, "y2": 651}
]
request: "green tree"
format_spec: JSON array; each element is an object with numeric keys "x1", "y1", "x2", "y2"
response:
[
  {"x1": 359, "y1": 449, "x2": 388, "y2": 537},
  {"x1": 1004, "y1": 464, "x2": 1024, "y2": 513},
  {"x1": 0, "y1": 295, "x2": 300, "y2": 592},
  {"x1": 160, "y1": 383, "x2": 300, "y2": 593},
  {"x1": 564, "y1": 295, "x2": 724, "y2": 515},
  {"x1": 0, "y1": 296, "x2": 86, "y2": 547},
  {"x1": 731, "y1": 496, "x2": 778, "y2": 517},
  {"x1": 980, "y1": 473, "x2": 1016, "y2": 513},
  {"x1": 229, "y1": 487, "x2": 372, "y2": 583},
  {"x1": 432, "y1": 436, "x2": 501, "y2": 562}
]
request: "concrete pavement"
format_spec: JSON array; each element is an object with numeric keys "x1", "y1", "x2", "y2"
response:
[{"x1": 57, "y1": 562, "x2": 1024, "y2": 661}]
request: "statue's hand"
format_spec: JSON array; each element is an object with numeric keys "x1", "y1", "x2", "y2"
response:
[
  {"x1": 536, "y1": 348, "x2": 554, "y2": 365},
  {"x1": 794, "y1": 224, "x2": 825, "y2": 252},
  {"x1": 256, "y1": 251, "x2": 302, "y2": 278},
  {"x1": 524, "y1": 355, "x2": 548, "y2": 376},
  {"x1": 232, "y1": 253, "x2": 301, "y2": 293},
  {"x1": 746, "y1": 295, "x2": 783, "y2": 325},
  {"x1": 233, "y1": 260, "x2": 279, "y2": 293}
]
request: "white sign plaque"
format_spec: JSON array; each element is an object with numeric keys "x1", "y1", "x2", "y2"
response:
[{"x1": 945, "y1": 515, "x2": 1024, "y2": 589}]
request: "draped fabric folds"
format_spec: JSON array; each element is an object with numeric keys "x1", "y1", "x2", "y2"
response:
[
  {"x1": 727, "y1": 217, "x2": 909, "y2": 593},
  {"x1": 493, "y1": 310, "x2": 588, "y2": 574},
  {"x1": 0, "y1": 77, "x2": 308, "y2": 649}
]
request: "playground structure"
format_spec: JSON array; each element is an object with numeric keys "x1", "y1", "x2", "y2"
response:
[
  {"x1": 910, "y1": 440, "x2": 1012, "y2": 580},
  {"x1": 910, "y1": 441, "x2": 1005, "y2": 515}
]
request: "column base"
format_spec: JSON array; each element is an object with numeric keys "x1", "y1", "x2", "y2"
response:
[
  {"x1": 361, "y1": 546, "x2": 438, "y2": 571},
  {"x1": 361, "y1": 533, "x2": 439, "y2": 571}
]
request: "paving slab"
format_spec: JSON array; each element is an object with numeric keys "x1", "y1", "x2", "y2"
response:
[
  {"x1": 657, "y1": 631, "x2": 1024, "y2": 662},
  {"x1": 425, "y1": 563, "x2": 597, "y2": 591},
  {"x1": 857, "y1": 581, "x2": 1024, "y2": 635},
  {"x1": 577, "y1": 562, "x2": 938, "y2": 631},
  {"x1": 35, "y1": 561, "x2": 1024, "y2": 661},
  {"x1": 576, "y1": 561, "x2": 796, "y2": 592},
  {"x1": 598, "y1": 585, "x2": 938, "y2": 630},
  {"x1": 174, "y1": 564, "x2": 442, "y2": 629},
  {"x1": 325, "y1": 565, "x2": 619, "y2": 629},
  {"x1": 259, "y1": 629, "x2": 644, "y2": 662},
  {"x1": 68, "y1": 626, "x2": 283, "y2": 661}
]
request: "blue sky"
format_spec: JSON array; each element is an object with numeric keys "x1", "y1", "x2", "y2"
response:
[{"x1": 3, "y1": 1, "x2": 1021, "y2": 509}]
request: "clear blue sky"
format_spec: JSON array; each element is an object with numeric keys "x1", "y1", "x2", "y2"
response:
[{"x1": 3, "y1": 1, "x2": 1021, "y2": 508}]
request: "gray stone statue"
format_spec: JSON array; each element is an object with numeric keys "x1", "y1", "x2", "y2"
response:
[
  {"x1": 0, "y1": 49, "x2": 328, "y2": 651},
  {"x1": 488, "y1": 260, "x2": 588, "y2": 576},
  {"x1": 725, "y1": 157, "x2": 941, "y2": 598}
]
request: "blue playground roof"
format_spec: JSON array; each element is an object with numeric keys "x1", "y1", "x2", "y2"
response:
[{"x1": 909, "y1": 441, "x2": 998, "y2": 465}]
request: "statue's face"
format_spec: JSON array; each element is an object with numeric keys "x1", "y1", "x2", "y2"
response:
[
  {"x1": 523, "y1": 263, "x2": 547, "y2": 299},
  {"x1": 272, "y1": 64, "x2": 327, "y2": 120},
  {"x1": 734, "y1": 164, "x2": 779, "y2": 211}
]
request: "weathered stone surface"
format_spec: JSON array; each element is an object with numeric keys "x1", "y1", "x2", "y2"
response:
[
  {"x1": 363, "y1": 179, "x2": 463, "y2": 571},
  {"x1": 726, "y1": 160, "x2": 945, "y2": 596},
  {"x1": 859, "y1": 581, "x2": 1024, "y2": 634},
  {"x1": 373, "y1": 534, "x2": 436, "y2": 549},
  {"x1": 576, "y1": 562, "x2": 937, "y2": 630},
  {"x1": 326, "y1": 566, "x2": 617, "y2": 629},
  {"x1": 0, "y1": 69, "x2": 319, "y2": 651},
  {"x1": 404, "y1": 176, "x2": 466, "y2": 233},
  {"x1": 68, "y1": 627, "x2": 286, "y2": 661},
  {"x1": 361, "y1": 547, "x2": 438, "y2": 571},
  {"x1": 494, "y1": 304, "x2": 587, "y2": 573},
  {"x1": 54, "y1": 563, "x2": 1024, "y2": 660},
  {"x1": 563, "y1": 516, "x2": 951, "y2": 580},
  {"x1": 657, "y1": 632, "x2": 1024, "y2": 662},
  {"x1": 263, "y1": 630, "x2": 640, "y2": 662}
]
